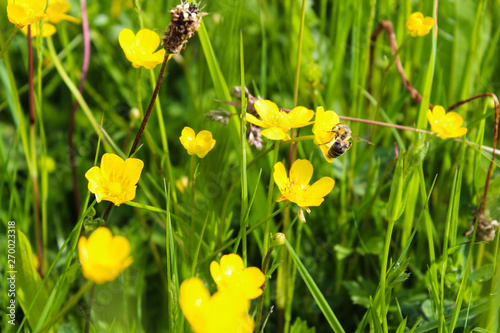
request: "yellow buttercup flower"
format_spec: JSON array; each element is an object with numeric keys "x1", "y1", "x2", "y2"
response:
[
  {"x1": 179, "y1": 127, "x2": 216, "y2": 158},
  {"x1": 85, "y1": 153, "x2": 144, "y2": 206},
  {"x1": 21, "y1": 23, "x2": 57, "y2": 37},
  {"x1": 312, "y1": 106, "x2": 340, "y2": 163},
  {"x1": 45, "y1": 0, "x2": 81, "y2": 24},
  {"x1": 274, "y1": 159, "x2": 335, "y2": 222},
  {"x1": 180, "y1": 277, "x2": 254, "y2": 333},
  {"x1": 7, "y1": 0, "x2": 46, "y2": 28},
  {"x1": 78, "y1": 227, "x2": 133, "y2": 284},
  {"x1": 405, "y1": 12, "x2": 434, "y2": 37},
  {"x1": 210, "y1": 253, "x2": 265, "y2": 300},
  {"x1": 118, "y1": 28, "x2": 166, "y2": 69},
  {"x1": 245, "y1": 100, "x2": 314, "y2": 140},
  {"x1": 426, "y1": 105, "x2": 467, "y2": 139}
]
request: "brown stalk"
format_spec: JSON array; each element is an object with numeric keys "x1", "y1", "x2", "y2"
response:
[{"x1": 369, "y1": 20, "x2": 433, "y2": 109}]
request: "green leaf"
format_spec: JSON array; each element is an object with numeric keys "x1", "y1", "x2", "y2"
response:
[
  {"x1": 290, "y1": 317, "x2": 316, "y2": 333},
  {"x1": 15, "y1": 230, "x2": 51, "y2": 331},
  {"x1": 469, "y1": 264, "x2": 494, "y2": 283}
]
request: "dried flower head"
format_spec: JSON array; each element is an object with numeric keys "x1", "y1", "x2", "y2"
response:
[
  {"x1": 206, "y1": 109, "x2": 231, "y2": 126},
  {"x1": 248, "y1": 125, "x2": 263, "y2": 150},
  {"x1": 163, "y1": 1, "x2": 205, "y2": 54}
]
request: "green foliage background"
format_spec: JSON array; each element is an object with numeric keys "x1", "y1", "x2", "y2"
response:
[{"x1": 0, "y1": 0, "x2": 499, "y2": 332}]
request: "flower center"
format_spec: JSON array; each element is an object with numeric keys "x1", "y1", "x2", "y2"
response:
[{"x1": 108, "y1": 181, "x2": 123, "y2": 197}]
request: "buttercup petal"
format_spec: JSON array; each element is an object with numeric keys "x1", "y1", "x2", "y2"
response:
[
  {"x1": 101, "y1": 153, "x2": 125, "y2": 179},
  {"x1": 432, "y1": 105, "x2": 446, "y2": 120},
  {"x1": 136, "y1": 29, "x2": 161, "y2": 54},
  {"x1": 444, "y1": 112, "x2": 464, "y2": 128},
  {"x1": 273, "y1": 162, "x2": 288, "y2": 190},
  {"x1": 245, "y1": 113, "x2": 269, "y2": 128},
  {"x1": 289, "y1": 159, "x2": 313, "y2": 186},
  {"x1": 119, "y1": 29, "x2": 135, "y2": 53},
  {"x1": 260, "y1": 127, "x2": 288, "y2": 140},
  {"x1": 240, "y1": 267, "x2": 265, "y2": 299},
  {"x1": 308, "y1": 177, "x2": 335, "y2": 198},
  {"x1": 220, "y1": 253, "x2": 244, "y2": 276},
  {"x1": 210, "y1": 261, "x2": 223, "y2": 284},
  {"x1": 254, "y1": 100, "x2": 279, "y2": 123},
  {"x1": 123, "y1": 158, "x2": 145, "y2": 185},
  {"x1": 287, "y1": 106, "x2": 314, "y2": 127}
]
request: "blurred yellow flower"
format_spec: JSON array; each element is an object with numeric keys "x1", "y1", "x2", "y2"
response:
[
  {"x1": 180, "y1": 277, "x2": 254, "y2": 333},
  {"x1": 45, "y1": 0, "x2": 81, "y2": 24},
  {"x1": 7, "y1": 0, "x2": 46, "y2": 28},
  {"x1": 179, "y1": 127, "x2": 216, "y2": 158},
  {"x1": 405, "y1": 12, "x2": 434, "y2": 37},
  {"x1": 210, "y1": 253, "x2": 265, "y2": 300},
  {"x1": 21, "y1": 23, "x2": 57, "y2": 37},
  {"x1": 274, "y1": 159, "x2": 335, "y2": 222},
  {"x1": 78, "y1": 227, "x2": 133, "y2": 284},
  {"x1": 245, "y1": 100, "x2": 314, "y2": 140},
  {"x1": 85, "y1": 153, "x2": 144, "y2": 206},
  {"x1": 118, "y1": 28, "x2": 166, "y2": 69},
  {"x1": 312, "y1": 106, "x2": 340, "y2": 163},
  {"x1": 426, "y1": 105, "x2": 467, "y2": 139}
]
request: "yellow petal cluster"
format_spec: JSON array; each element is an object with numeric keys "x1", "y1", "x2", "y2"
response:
[
  {"x1": 45, "y1": 0, "x2": 81, "y2": 24},
  {"x1": 245, "y1": 100, "x2": 314, "y2": 140},
  {"x1": 179, "y1": 127, "x2": 216, "y2": 158},
  {"x1": 274, "y1": 159, "x2": 335, "y2": 222},
  {"x1": 405, "y1": 12, "x2": 434, "y2": 37},
  {"x1": 85, "y1": 153, "x2": 144, "y2": 206},
  {"x1": 180, "y1": 277, "x2": 254, "y2": 333},
  {"x1": 21, "y1": 23, "x2": 57, "y2": 37},
  {"x1": 210, "y1": 254, "x2": 266, "y2": 300},
  {"x1": 426, "y1": 105, "x2": 467, "y2": 139},
  {"x1": 78, "y1": 227, "x2": 133, "y2": 284},
  {"x1": 312, "y1": 106, "x2": 340, "y2": 163},
  {"x1": 118, "y1": 28, "x2": 166, "y2": 69},
  {"x1": 180, "y1": 253, "x2": 264, "y2": 333},
  {"x1": 7, "y1": 0, "x2": 46, "y2": 28}
]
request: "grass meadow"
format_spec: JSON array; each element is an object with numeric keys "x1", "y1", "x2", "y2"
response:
[{"x1": 1, "y1": 0, "x2": 500, "y2": 332}]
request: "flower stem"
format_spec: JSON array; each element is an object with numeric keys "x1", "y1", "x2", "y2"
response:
[
  {"x1": 37, "y1": 280, "x2": 94, "y2": 333},
  {"x1": 264, "y1": 141, "x2": 280, "y2": 255},
  {"x1": 0, "y1": 26, "x2": 18, "y2": 61},
  {"x1": 190, "y1": 154, "x2": 196, "y2": 231},
  {"x1": 128, "y1": 52, "x2": 170, "y2": 157},
  {"x1": 255, "y1": 244, "x2": 276, "y2": 333}
]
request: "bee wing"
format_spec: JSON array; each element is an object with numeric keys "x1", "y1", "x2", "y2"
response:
[{"x1": 351, "y1": 135, "x2": 374, "y2": 145}]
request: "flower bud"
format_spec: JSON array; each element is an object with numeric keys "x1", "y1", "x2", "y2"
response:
[{"x1": 272, "y1": 233, "x2": 286, "y2": 246}]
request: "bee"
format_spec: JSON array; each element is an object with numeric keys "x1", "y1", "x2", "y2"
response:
[{"x1": 322, "y1": 123, "x2": 373, "y2": 159}]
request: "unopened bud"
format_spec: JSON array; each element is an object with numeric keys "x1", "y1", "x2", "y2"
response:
[
  {"x1": 130, "y1": 107, "x2": 140, "y2": 120},
  {"x1": 272, "y1": 233, "x2": 286, "y2": 246}
]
